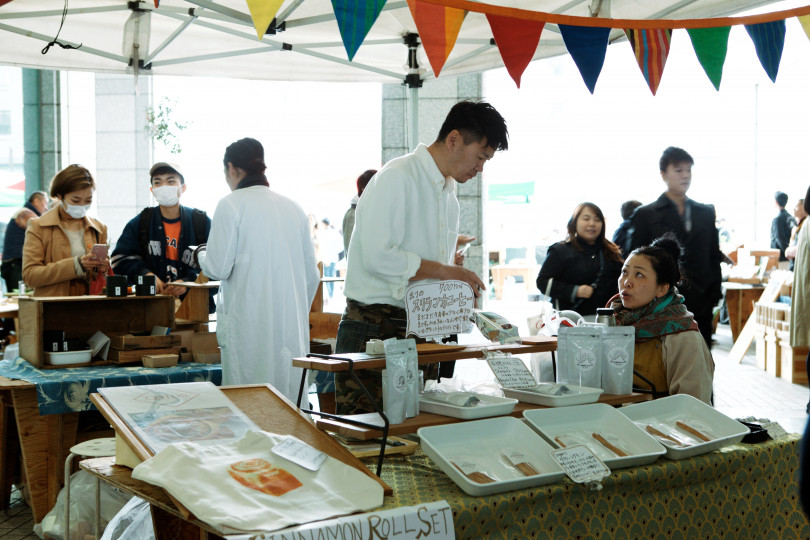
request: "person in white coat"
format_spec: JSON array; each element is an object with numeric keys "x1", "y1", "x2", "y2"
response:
[{"x1": 198, "y1": 138, "x2": 320, "y2": 403}]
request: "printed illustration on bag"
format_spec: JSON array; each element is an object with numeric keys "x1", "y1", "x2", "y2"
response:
[
  {"x1": 607, "y1": 346, "x2": 629, "y2": 368},
  {"x1": 136, "y1": 407, "x2": 249, "y2": 445},
  {"x1": 574, "y1": 348, "x2": 597, "y2": 371},
  {"x1": 228, "y1": 458, "x2": 303, "y2": 496}
]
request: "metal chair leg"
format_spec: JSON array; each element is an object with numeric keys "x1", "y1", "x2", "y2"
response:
[{"x1": 64, "y1": 452, "x2": 76, "y2": 540}]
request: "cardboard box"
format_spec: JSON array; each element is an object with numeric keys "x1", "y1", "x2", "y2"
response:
[
  {"x1": 142, "y1": 354, "x2": 179, "y2": 368},
  {"x1": 170, "y1": 329, "x2": 195, "y2": 362},
  {"x1": 192, "y1": 332, "x2": 220, "y2": 364}
]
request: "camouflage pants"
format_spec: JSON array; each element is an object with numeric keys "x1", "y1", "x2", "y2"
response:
[{"x1": 334, "y1": 300, "x2": 437, "y2": 415}]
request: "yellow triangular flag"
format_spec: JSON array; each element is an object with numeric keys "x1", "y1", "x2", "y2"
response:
[
  {"x1": 245, "y1": 0, "x2": 285, "y2": 40},
  {"x1": 799, "y1": 15, "x2": 810, "y2": 41}
]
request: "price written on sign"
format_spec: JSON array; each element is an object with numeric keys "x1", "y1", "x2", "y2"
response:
[
  {"x1": 405, "y1": 281, "x2": 474, "y2": 338},
  {"x1": 486, "y1": 355, "x2": 537, "y2": 389},
  {"x1": 550, "y1": 445, "x2": 611, "y2": 484}
]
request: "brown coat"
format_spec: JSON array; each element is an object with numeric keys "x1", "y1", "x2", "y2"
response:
[
  {"x1": 791, "y1": 223, "x2": 810, "y2": 347},
  {"x1": 22, "y1": 206, "x2": 108, "y2": 297}
]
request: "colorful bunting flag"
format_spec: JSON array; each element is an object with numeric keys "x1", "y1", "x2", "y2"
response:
[
  {"x1": 245, "y1": 0, "x2": 285, "y2": 41},
  {"x1": 687, "y1": 27, "x2": 730, "y2": 91},
  {"x1": 407, "y1": 0, "x2": 466, "y2": 77},
  {"x1": 332, "y1": 0, "x2": 387, "y2": 61},
  {"x1": 799, "y1": 15, "x2": 810, "y2": 41},
  {"x1": 154, "y1": 0, "x2": 159, "y2": 7},
  {"x1": 486, "y1": 14, "x2": 544, "y2": 88},
  {"x1": 558, "y1": 24, "x2": 610, "y2": 94},
  {"x1": 624, "y1": 28, "x2": 671, "y2": 96},
  {"x1": 745, "y1": 20, "x2": 786, "y2": 82}
]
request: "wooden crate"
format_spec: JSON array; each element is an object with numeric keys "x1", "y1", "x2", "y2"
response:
[
  {"x1": 765, "y1": 333, "x2": 781, "y2": 377},
  {"x1": 108, "y1": 333, "x2": 181, "y2": 350},
  {"x1": 108, "y1": 347, "x2": 181, "y2": 364},
  {"x1": 779, "y1": 342, "x2": 808, "y2": 385},
  {"x1": 754, "y1": 326, "x2": 767, "y2": 371},
  {"x1": 19, "y1": 296, "x2": 175, "y2": 368}
]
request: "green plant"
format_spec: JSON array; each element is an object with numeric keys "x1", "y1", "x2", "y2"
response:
[{"x1": 145, "y1": 97, "x2": 189, "y2": 155}]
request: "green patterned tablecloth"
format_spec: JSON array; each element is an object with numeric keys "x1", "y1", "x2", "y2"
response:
[{"x1": 372, "y1": 436, "x2": 809, "y2": 539}]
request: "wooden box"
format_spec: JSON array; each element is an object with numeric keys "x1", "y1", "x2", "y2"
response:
[
  {"x1": 192, "y1": 332, "x2": 220, "y2": 364},
  {"x1": 109, "y1": 347, "x2": 181, "y2": 364},
  {"x1": 142, "y1": 354, "x2": 179, "y2": 368},
  {"x1": 19, "y1": 296, "x2": 175, "y2": 368},
  {"x1": 754, "y1": 327, "x2": 767, "y2": 371},
  {"x1": 109, "y1": 333, "x2": 181, "y2": 350},
  {"x1": 779, "y1": 343, "x2": 808, "y2": 384},
  {"x1": 765, "y1": 333, "x2": 781, "y2": 377}
]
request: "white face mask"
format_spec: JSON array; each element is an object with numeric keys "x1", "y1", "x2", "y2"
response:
[
  {"x1": 62, "y1": 201, "x2": 90, "y2": 219},
  {"x1": 152, "y1": 185, "x2": 181, "y2": 207}
]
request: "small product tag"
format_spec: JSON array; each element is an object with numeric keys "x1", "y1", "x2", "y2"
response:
[
  {"x1": 502, "y1": 449, "x2": 529, "y2": 466},
  {"x1": 453, "y1": 459, "x2": 481, "y2": 475},
  {"x1": 551, "y1": 445, "x2": 610, "y2": 486},
  {"x1": 271, "y1": 436, "x2": 328, "y2": 471},
  {"x1": 760, "y1": 421, "x2": 789, "y2": 440}
]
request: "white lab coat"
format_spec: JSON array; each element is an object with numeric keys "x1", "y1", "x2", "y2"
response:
[{"x1": 200, "y1": 185, "x2": 319, "y2": 403}]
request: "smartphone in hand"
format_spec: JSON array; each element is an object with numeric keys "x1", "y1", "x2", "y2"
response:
[{"x1": 90, "y1": 244, "x2": 109, "y2": 260}]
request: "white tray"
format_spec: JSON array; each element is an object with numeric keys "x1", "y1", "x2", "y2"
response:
[
  {"x1": 523, "y1": 403, "x2": 666, "y2": 469},
  {"x1": 619, "y1": 394, "x2": 750, "y2": 460},
  {"x1": 502, "y1": 384, "x2": 603, "y2": 407},
  {"x1": 418, "y1": 416, "x2": 565, "y2": 496},
  {"x1": 418, "y1": 393, "x2": 518, "y2": 420},
  {"x1": 45, "y1": 350, "x2": 92, "y2": 365}
]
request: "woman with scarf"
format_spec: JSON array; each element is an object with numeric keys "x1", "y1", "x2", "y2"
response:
[
  {"x1": 609, "y1": 234, "x2": 714, "y2": 404},
  {"x1": 197, "y1": 138, "x2": 320, "y2": 403},
  {"x1": 536, "y1": 202, "x2": 623, "y2": 319},
  {"x1": 22, "y1": 164, "x2": 109, "y2": 296}
]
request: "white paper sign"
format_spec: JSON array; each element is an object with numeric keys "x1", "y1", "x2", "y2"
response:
[
  {"x1": 271, "y1": 436, "x2": 328, "y2": 471},
  {"x1": 227, "y1": 500, "x2": 455, "y2": 540},
  {"x1": 551, "y1": 445, "x2": 611, "y2": 484},
  {"x1": 405, "y1": 281, "x2": 474, "y2": 338},
  {"x1": 486, "y1": 355, "x2": 537, "y2": 389},
  {"x1": 761, "y1": 421, "x2": 789, "y2": 440}
]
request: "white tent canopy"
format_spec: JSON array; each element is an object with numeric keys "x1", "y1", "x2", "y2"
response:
[{"x1": 0, "y1": 0, "x2": 788, "y2": 85}]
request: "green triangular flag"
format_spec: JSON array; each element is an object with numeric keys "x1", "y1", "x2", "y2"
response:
[
  {"x1": 332, "y1": 0, "x2": 387, "y2": 61},
  {"x1": 687, "y1": 27, "x2": 731, "y2": 91}
]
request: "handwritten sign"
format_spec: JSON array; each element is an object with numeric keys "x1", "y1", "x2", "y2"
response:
[
  {"x1": 486, "y1": 355, "x2": 537, "y2": 389},
  {"x1": 237, "y1": 500, "x2": 455, "y2": 540},
  {"x1": 405, "y1": 281, "x2": 474, "y2": 338},
  {"x1": 551, "y1": 445, "x2": 610, "y2": 485}
]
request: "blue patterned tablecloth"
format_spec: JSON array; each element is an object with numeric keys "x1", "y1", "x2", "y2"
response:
[{"x1": 0, "y1": 357, "x2": 222, "y2": 415}]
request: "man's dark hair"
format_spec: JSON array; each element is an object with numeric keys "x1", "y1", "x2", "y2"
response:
[
  {"x1": 659, "y1": 146, "x2": 693, "y2": 172},
  {"x1": 775, "y1": 191, "x2": 788, "y2": 208},
  {"x1": 151, "y1": 166, "x2": 185, "y2": 185},
  {"x1": 436, "y1": 101, "x2": 508, "y2": 152},
  {"x1": 27, "y1": 191, "x2": 47, "y2": 204},
  {"x1": 620, "y1": 200, "x2": 642, "y2": 220},
  {"x1": 357, "y1": 169, "x2": 376, "y2": 197}
]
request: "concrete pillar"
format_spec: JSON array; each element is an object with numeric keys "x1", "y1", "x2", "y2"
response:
[
  {"x1": 381, "y1": 73, "x2": 486, "y2": 283},
  {"x1": 22, "y1": 69, "x2": 61, "y2": 195},
  {"x1": 94, "y1": 74, "x2": 153, "y2": 246}
]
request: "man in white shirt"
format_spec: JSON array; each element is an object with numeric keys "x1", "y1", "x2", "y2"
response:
[{"x1": 334, "y1": 100, "x2": 509, "y2": 414}]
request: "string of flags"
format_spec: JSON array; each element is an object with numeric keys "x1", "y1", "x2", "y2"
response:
[{"x1": 238, "y1": 0, "x2": 810, "y2": 94}]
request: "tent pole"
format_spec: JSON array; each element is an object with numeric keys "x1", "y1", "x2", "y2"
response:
[{"x1": 408, "y1": 87, "x2": 418, "y2": 152}]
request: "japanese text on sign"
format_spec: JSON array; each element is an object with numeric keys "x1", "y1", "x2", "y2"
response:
[
  {"x1": 486, "y1": 355, "x2": 537, "y2": 389},
  {"x1": 551, "y1": 445, "x2": 610, "y2": 484},
  {"x1": 405, "y1": 281, "x2": 474, "y2": 338}
]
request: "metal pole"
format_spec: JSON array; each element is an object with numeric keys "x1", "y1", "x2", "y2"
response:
[
  {"x1": 408, "y1": 86, "x2": 418, "y2": 152},
  {"x1": 753, "y1": 83, "x2": 759, "y2": 242}
]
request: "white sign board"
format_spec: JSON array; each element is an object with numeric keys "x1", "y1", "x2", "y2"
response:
[
  {"x1": 405, "y1": 281, "x2": 474, "y2": 338},
  {"x1": 486, "y1": 355, "x2": 537, "y2": 389},
  {"x1": 551, "y1": 445, "x2": 611, "y2": 485},
  {"x1": 228, "y1": 500, "x2": 455, "y2": 540}
]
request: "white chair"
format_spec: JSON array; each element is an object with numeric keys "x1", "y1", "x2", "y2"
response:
[{"x1": 64, "y1": 437, "x2": 116, "y2": 540}]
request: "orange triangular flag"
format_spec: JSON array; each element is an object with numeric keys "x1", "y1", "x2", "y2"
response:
[
  {"x1": 486, "y1": 14, "x2": 544, "y2": 88},
  {"x1": 245, "y1": 0, "x2": 285, "y2": 40},
  {"x1": 407, "y1": 0, "x2": 466, "y2": 77},
  {"x1": 799, "y1": 15, "x2": 810, "y2": 41}
]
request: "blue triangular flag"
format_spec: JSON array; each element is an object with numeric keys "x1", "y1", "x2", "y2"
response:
[
  {"x1": 558, "y1": 24, "x2": 611, "y2": 93},
  {"x1": 332, "y1": 0, "x2": 387, "y2": 61},
  {"x1": 745, "y1": 20, "x2": 786, "y2": 83}
]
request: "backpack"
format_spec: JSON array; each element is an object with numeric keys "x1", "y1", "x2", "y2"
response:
[{"x1": 138, "y1": 207, "x2": 208, "y2": 259}]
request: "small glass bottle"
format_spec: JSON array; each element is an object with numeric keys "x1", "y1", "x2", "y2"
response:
[{"x1": 595, "y1": 308, "x2": 616, "y2": 327}]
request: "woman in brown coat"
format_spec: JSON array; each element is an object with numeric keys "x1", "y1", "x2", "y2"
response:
[{"x1": 22, "y1": 165, "x2": 109, "y2": 297}]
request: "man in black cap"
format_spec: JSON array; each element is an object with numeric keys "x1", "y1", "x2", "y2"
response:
[{"x1": 111, "y1": 162, "x2": 213, "y2": 310}]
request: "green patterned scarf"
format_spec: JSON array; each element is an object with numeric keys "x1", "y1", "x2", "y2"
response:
[{"x1": 610, "y1": 289, "x2": 697, "y2": 338}]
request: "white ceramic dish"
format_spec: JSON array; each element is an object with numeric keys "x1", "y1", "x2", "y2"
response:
[
  {"x1": 523, "y1": 403, "x2": 666, "y2": 469},
  {"x1": 418, "y1": 416, "x2": 565, "y2": 496},
  {"x1": 502, "y1": 383, "x2": 603, "y2": 407},
  {"x1": 418, "y1": 393, "x2": 518, "y2": 420},
  {"x1": 619, "y1": 394, "x2": 750, "y2": 460},
  {"x1": 45, "y1": 350, "x2": 92, "y2": 366}
]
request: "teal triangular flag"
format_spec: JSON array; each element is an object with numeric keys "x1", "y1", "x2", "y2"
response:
[
  {"x1": 687, "y1": 27, "x2": 730, "y2": 91},
  {"x1": 745, "y1": 20, "x2": 786, "y2": 82},
  {"x1": 558, "y1": 24, "x2": 610, "y2": 94},
  {"x1": 332, "y1": 0, "x2": 387, "y2": 61}
]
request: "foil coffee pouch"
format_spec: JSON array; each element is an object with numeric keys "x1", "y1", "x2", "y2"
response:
[
  {"x1": 600, "y1": 327, "x2": 635, "y2": 395},
  {"x1": 384, "y1": 338, "x2": 419, "y2": 418},
  {"x1": 556, "y1": 326, "x2": 602, "y2": 388}
]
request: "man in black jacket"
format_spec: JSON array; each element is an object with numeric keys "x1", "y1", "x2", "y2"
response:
[
  {"x1": 771, "y1": 191, "x2": 796, "y2": 265},
  {"x1": 627, "y1": 147, "x2": 722, "y2": 347}
]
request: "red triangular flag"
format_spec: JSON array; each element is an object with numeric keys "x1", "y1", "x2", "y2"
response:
[
  {"x1": 154, "y1": 0, "x2": 159, "y2": 7},
  {"x1": 624, "y1": 28, "x2": 672, "y2": 95},
  {"x1": 407, "y1": 0, "x2": 466, "y2": 77},
  {"x1": 487, "y1": 14, "x2": 544, "y2": 88}
]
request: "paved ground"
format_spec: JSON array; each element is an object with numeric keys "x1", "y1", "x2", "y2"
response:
[{"x1": 2, "y1": 306, "x2": 807, "y2": 538}]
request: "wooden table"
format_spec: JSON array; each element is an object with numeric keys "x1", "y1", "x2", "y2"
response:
[
  {"x1": 490, "y1": 265, "x2": 535, "y2": 300},
  {"x1": 723, "y1": 282, "x2": 766, "y2": 341}
]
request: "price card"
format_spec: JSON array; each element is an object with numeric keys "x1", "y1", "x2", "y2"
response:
[
  {"x1": 405, "y1": 280, "x2": 474, "y2": 338},
  {"x1": 272, "y1": 436, "x2": 328, "y2": 471},
  {"x1": 486, "y1": 354, "x2": 537, "y2": 389},
  {"x1": 551, "y1": 445, "x2": 610, "y2": 485}
]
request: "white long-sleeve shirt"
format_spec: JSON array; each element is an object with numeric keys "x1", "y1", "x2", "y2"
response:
[{"x1": 343, "y1": 144, "x2": 459, "y2": 308}]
